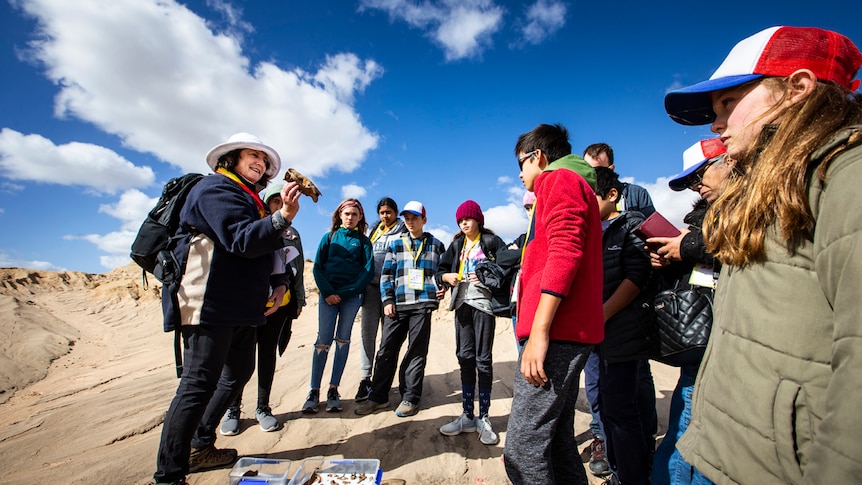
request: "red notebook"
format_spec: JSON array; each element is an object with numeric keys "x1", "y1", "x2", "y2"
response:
[{"x1": 634, "y1": 212, "x2": 681, "y2": 251}]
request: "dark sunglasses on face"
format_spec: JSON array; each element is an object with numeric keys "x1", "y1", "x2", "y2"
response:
[
  {"x1": 686, "y1": 156, "x2": 723, "y2": 189},
  {"x1": 518, "y1": 150, "x2": 538, "y2": 170}
]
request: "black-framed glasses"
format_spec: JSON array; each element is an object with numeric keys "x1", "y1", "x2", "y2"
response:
[{"x1": 518, "y1": 150, "x2": 538, "y2": 169}]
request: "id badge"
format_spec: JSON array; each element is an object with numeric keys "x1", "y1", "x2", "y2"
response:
[
  {"x1": 689, "y1": 263, "x2": 716, "y2": 289},
  {"x1": 408, "y1": 268, "x2": 425, "y2": 290},
  {"x1": 510, "y1": 271, "x2": 521, "y2": 303}
]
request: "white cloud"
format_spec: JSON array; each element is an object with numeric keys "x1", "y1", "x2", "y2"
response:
[
  {"x1": 426, "y1": 224, "x2": 455, "y2": 245},
  {"x1": 485, "y1": 203, "x2": 529, "y2": 243},
  {"x1": 315, "y1": 53, "x2": 384, "y2": 104},
  {"x1": 520, "y1": 0, "x2": 566, "y2": 45},
  {"x1": 0, "y1": 250, "x2": 65, "y2": 271},
  {"x1": 497, "y1": 175, "x2": 513, "y2": 184},
  {"x1": 97, "y1": 189, "x2": 157, "y2": 231},
  {"x1": 15, "y1": 0, "x2": 381, "y2": 179},
  {"x1": 634, "y1": 177, "x2": 701, "y2": 228},
  {"x1": 360, "y1": 0, "x2": 504, "y2": 61},
  {"x1": 10, "y1": 0, "x2": 385, "y2": 267},
  {"x1": 1, "y1": 182, "x2": 25, "y2": 194},
  {"x1": 665, "y1": 79, "x2": 684, "y2": 94},
  {"x1": 205, "y1": 0, "x2": 253, "y2": 36},
  {"x1": 341, "y1": 184, "x2": 368, "y2": 200},
  {"x1": 0, "y1": 129, "x2": 155, "y2": 194}
]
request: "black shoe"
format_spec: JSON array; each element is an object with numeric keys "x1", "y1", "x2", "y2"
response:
[
  {"x1": 354, "y1": 378, "x2": 372, "y2": 402},
  {"x1": 188, "y1": 445, "x2": 237, "y2": 473}
]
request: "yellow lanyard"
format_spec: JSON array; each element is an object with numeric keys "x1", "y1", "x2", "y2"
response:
[
  {"x1": 457, "y1": 235, "x2": 481, "y2": 280},
  {"x1": 370, "y1": 223, "x2": 395, "y2": 243},
  {"x1": 216, "y1": 168, "x2": 266, "y2": 219},
  {"x1": 521, "y1": 202, "x2": 536, "y2": 264},
  {"x1": 401, "y1": 235, "x2": 425, "y2": 266}
]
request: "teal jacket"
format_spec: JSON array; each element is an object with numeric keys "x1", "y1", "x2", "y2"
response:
[{"x1": 313, "y1": 227, "x2": 374, "y2": 299}]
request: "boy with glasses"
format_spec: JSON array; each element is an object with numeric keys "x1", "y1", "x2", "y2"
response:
[{"x1": 504, "y1": 123, "x2": 604, "y2": 484}]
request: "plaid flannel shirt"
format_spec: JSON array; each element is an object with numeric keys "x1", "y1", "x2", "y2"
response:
[{"x1": 380, "y1": 232, "x2": 446, "y2": 309}]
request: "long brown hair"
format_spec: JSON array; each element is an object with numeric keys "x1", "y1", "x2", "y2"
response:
[
  {"x1": 329, "y1": 198, "x2": 368, "y2": 234},
  {"x1": 704, "y1": 78, "x2": 862, "y2": 266}
]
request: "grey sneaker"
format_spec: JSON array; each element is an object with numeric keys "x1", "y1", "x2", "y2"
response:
[
  {"x1": 476, "y1": 415, "x2": 499, "y2": 445},
  {"x1": 255, "y1": 406, "x2": 278, "y2": 432},
  {"x1": 187, "y1": 445, "x2": 237, "y2": 472},
  {"x1": 219, "y1": 405, "x2": 240, "y2": 436},
  {"x1": 394, "y1": 400, "x2": 418, "y2": 417},
  {"x1": 325, "y1": 388, "x2": 342, "y2": 412},
  {"x1": 439, "y1": 413, "x2": 477, "y2": 436},
  {"x1": 302, "y1": 389, "x2": 320, "y2": 414},
  {"x1": 353, "y1": 399, "x2": 389, "y2": 416}
]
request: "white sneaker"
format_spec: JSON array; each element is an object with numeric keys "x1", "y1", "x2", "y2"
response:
[
  {"x1": 476, "y1": 415, "x2": 499, "y2": 445},
  {"x1": 439, "y1": 413, "x2": 477, "y2": 436}
]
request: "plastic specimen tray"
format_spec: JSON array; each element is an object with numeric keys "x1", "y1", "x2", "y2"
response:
[
  {"x1": 229, "y1": 457, "x2": 293, "y2": 485},
  {"x1": 287, "y1": 457, "x2": 382, "y2": 485}
]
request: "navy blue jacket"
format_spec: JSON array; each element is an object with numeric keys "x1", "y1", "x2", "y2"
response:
[{"x1": 163, "y1": 173, "x2": 286, "y2": 329}]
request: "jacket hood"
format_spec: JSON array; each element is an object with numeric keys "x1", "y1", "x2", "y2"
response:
[{"x1": 544, "y1": 154, "x2": 597, "y2": 190}]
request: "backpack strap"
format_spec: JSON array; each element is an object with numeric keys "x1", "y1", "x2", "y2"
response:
[{"x1": 174, "y1": 327, "x2": 183, "y2": 378}]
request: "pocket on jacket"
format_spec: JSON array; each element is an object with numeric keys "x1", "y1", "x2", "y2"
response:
[{"x1": 773, "y1": 379, "x2": 810, "y2": 484}]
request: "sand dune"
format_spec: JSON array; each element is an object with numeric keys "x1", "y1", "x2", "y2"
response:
[{"x1": 0, "y1": 263, "x2": 677, "y2": 484}]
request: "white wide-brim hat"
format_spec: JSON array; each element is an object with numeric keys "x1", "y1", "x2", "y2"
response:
[{"x1": 205, "y1": 132, "x2": 281, "y2": 180}]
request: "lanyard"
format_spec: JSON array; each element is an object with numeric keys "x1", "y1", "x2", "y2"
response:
[
  {"x1": 216, "y1": 168, "x2": 266, "y2": 219},
  {"x1": 457, "y1": 234, "x2": 481, "y2": 280},
  {"x1": 401, "y1": 235, "x2": 425, "y2": 266},
  {"x1": 371, "y1": 222, "x2": 395, "y2": 243},
  {"x1": 521, "y1": 201, "x2": 536, "y2": 264}
]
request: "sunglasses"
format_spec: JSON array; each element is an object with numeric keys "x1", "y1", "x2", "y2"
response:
[
  {"x1": 685, "y1": 156, "x2": 723, "y2": 189},
  {"x1": 518, "y1": 150, "x2": 538, "y2": 169}
]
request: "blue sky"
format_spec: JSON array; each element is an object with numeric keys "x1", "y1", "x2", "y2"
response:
[{"x1": 1, "y1": 0, "x2": 860, "y2": 273}]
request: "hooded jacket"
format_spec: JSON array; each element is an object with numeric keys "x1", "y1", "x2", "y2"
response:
[
  {"x1": 515, "y1": 154, "x2": 604, "y2": 344},
  {"x1": 678, "y1": 131, "x2": 862, "y2": 484},
  {"x1": 367, "y1": 218, "x2": 407, "y2": 285}
]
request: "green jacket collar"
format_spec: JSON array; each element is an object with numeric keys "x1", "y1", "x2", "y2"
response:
[{"x1": 543, "y1": 154, "x2": 596, "y2": 190}]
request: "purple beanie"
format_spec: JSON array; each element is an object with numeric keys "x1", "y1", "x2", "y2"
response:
[{"x1": 456, "y1": 200, "x2": 484, "y2": 225}]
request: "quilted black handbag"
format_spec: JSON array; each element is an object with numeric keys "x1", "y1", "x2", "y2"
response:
[{"x1": 650, "y1": 284, "x2": 714, "y2": 367}]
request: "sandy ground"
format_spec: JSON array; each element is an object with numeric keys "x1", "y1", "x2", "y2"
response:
[{"x1": 0, "y1": 263, "x2": 678, "y2": 484}]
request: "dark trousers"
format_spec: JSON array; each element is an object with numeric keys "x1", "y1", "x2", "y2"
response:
[
  {"x1": 504, "y1": 341, "x2": 592, "y2": 485},
  {"x1": 598, "y1": 358, "x2": 653, "y2": 485},
  {"x1": 154, "y1": 325, "x2": 255, "y2": 483},
  {"x1": 454, "y1": 304, "x2": 496, "y2": 390},
  {"x1": 229, "y1": 303, "x2": 294, "y2": 410},
  {"x1": 368, "y1": 308, "x2": 432, "y2": 405}
]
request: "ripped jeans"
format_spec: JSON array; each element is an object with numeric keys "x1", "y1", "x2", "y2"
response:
[{"x1": 309, "y1": 292, "x2": 363, "y2": 390}]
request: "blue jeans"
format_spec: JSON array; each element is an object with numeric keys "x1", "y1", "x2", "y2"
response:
[
  {"x1": 310, "y1": 293, "x2": 363, "y2": 389},
  {"x1": 584, "y1": 351, "x2": 604, "y2": 439},
  {"x1": 651, "y1": 365, "x2": 713, "y2": 485}
]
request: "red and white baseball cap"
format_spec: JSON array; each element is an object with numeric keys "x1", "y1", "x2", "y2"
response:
[
  {"x1": 665, "y1": 26, "x2": 862, "y2": 126},
  {"x1": 668, "y1": 139, "x2": 728, "y2": 191},
  {"x1": 400, "y1": 200, "x2": 426, "y2": 218}
]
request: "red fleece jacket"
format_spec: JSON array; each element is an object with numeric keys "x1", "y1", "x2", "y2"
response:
[{"x1": 515, "y1": 161, "x2": 605, "y2": 344}]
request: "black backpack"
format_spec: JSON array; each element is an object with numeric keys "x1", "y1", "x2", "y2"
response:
[
  {"x1": 129, "y1": 173, "x2": 203, "y2": 378},
  {"x1": 130, "y1": 173, "x2": 203, "y2": 281}
]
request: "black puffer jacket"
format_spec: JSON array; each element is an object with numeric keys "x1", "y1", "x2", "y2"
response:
[
  {"x1": 656, "y1": 198, "x2": 717, "y2": 290},
  {"x1": 599, "y1": 210, "x2": 654, "y2": 363}
]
